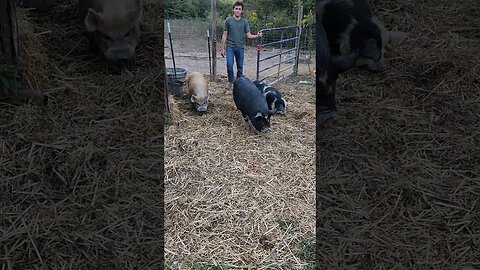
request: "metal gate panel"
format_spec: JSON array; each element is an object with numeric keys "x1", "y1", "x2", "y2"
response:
[{"x1": 256, "y1": 25, "x2": 301, "y2": 85}]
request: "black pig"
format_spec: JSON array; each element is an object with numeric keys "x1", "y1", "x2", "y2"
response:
[
  {"x1": 252, "y1": 80, "x2": 287, "y2": 116},
  {"x1": 233, "y1": 76, "x2": 275, "y2": 133}
]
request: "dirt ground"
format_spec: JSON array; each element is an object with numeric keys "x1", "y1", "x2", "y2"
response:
[
  {"x1": 1, "y1": 1, "x2": 164, "y2": 269},
  {"x1": 163, "y1": 19, "x2": 316, "y2": 269},
  {"x1": 317, "y1": 0, "x2": 480, "y2": 269},
  {"x1": 164, "y1": 76, "x2": 316, "y2": 269},
  {"x1": 165, "y1": 45, "x2": 315, "y2": 84},
  {"x1": 2, "y1": 0, "x2": 480, "y2": 269}
]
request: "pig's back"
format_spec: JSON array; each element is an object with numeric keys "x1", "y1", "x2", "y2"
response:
[
  {"x1": 78, "y1": 0, "x2": 138, "y2": 17},
  {"x1": 190, "y1": 79, "x2": 207, "y2": 98},
  {"x1": 233, "y1": 77, "x2": 269, "y2": 116}
]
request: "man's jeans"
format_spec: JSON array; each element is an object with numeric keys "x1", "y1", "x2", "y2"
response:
[{"x1": 226, "y1": 47, "x2": 244, "y2": 84}]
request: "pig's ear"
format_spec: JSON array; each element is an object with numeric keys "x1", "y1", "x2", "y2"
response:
[
  {"x1": 190, "y1": 95, "x2": 196, "y2": 103},
  {"x1": 339, "y1": 39, "x2": 351, "y2": 55},
  {"x1": 85, "y1": 8, "x2": 103, "y2": 32},
  {"x1": 128, "y1": 1, "x2": 143, "y2": 23},
  {"x1": 254, "y1": 112, "x2": 263, "y2": 119}
]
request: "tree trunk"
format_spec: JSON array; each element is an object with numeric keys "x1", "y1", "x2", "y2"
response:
[
  {"x1": 210, "y1": 0, "x2": 217, "y2": 82},
  {"x1": 0, "y1": 0, "x2": 19, "y2": 97},
  {"x1": 0, "y1": 0, "x2": 47, "y2": 105},
  {"x1": 0, "y1": 0, "x2": 19, "y2": 66}
]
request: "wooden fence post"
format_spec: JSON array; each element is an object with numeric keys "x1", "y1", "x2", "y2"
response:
[
  {"x1": 0, "y1": 0, "x2": 20, "y2": 96},
  {"x1": 210, "y1": 0, "x2": 217, "y2": 82},
  {"x1": 0, "y1": 0, "x2": 47, "y2": 105}
]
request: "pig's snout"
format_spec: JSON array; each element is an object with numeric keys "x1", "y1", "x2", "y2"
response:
[
  {"x1": 196, "y1": 106, "x2": 207, "y2": 112},
  {"x1": 260, "y1": 126, "x2": 270, "y2": 133},
  {"x1": 105, "y1": 46, "x2": 135, "y2": 62},
  {"x1": 195, "y1": 102, "x2": 208, "y2": 113}
]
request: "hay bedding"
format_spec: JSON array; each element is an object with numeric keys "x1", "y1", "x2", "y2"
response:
[
  {"x1": 165, "y1": 76, "x2": 316, "y2": 268},
  {"x1": 317, "y1": 0, "x2": 480, "y2": 268},
  {"x1": 1, "y1": 1, "x2": 164, "y2": 269}
]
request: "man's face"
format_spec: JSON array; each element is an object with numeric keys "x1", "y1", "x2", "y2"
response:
[{"x1": 233, "y1": 5, "x2": 243, "y2": 17}]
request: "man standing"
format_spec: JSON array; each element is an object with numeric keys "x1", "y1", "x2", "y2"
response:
[{"x1": 220, "y1": 0, "x2": 262, "y2": 90}]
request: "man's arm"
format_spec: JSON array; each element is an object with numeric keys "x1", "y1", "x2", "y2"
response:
[
  {"x1": 247, "y1": 31, "x2": 262, "y2": 40},
  {"x1": 220, "y1": 30, "x2": 228, "y2": 57}
]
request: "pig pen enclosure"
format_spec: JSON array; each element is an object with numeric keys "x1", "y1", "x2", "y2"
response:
[
  {"x1": 164, "y1": 19, "x2": 316, "y2": 83},
  {"x1": 163, "y1": 20, "x2": 317, "y2": 268},
  {"x1": 317, "y1": 0, "x2": 480, "y2": 269},
  {"x1": 1, "y1": 1, "x2": 164, "y2": 269}
]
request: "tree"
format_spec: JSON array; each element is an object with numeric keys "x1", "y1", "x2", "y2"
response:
[
  {"x1": 164, "y1": 0, "x2": 316, "y2": 41},
  {"x1": 0, "y1": 0, "x2": 47, "y2": 105}
]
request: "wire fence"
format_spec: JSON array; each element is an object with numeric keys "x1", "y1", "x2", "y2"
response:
[
  {"x1": 164, "y1": 19, "x2": 315, "y2": 55},
  {"x1": 164, "y1": 19, "x2": 315, "y2": 80}
]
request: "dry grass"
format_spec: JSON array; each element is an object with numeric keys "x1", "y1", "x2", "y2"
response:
[
  {"x1": 3, "y1": 0, "x2": 480, "y2": 268},
  {"x1": 15, "y1": 7, "x2": 49, "y2": 91},
  {"x1": 1, "y1": 1, "x2": 164, "y2": 269},
  {"x1": 1, "y1": 6, "x2": 47, "y2": 98},
  {"x1": 317, "y1": 0, "x2": 480, "y2": 269},
  {"x1": 164, "y1": 75, "x2": 316, "y2": 269}
]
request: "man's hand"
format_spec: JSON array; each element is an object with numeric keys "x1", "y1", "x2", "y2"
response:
[
  {"x1": 257, "y1": 31, "x2": 263, "y2": 38},
  {"x1": 220, "y1": 31, "x2": 228, "y2": 57}
]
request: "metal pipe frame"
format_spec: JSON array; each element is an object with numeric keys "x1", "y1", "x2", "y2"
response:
[{"x1": 255, "y1": 25, "x2": 302, "y2": 85}]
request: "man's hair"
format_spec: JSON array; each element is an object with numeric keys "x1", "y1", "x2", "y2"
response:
[{"x1": 232, "y1": 0, "x2": 244, "y2": 10}]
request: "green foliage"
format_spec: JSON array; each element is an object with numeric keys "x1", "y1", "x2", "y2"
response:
[
  {"x1": 302, "y1": 8, "x2": 315, "y2": 28},
  {"x1": 164, "y1": 112, "x2": 172, "y2": 126},
  {"x1": 165, "y1": 0, "x2": 315, "y2": 30},
  {"x1": 277, "y1": 218, "x2": 295, "y2": 232},
  {"x1": 298, "y1": 237, "x2": 315, "y2": 270},
  {"x1": 165, "y1": 0, "x2": 316, "y2": 49},
  {"x1": 165, "y1": 0, "x2": 210, "y2": 19},
  {"x1": 245, "y1": 0, "x2": 315, "y2": 29},
  {"x1": 207, "y1": 1, "x2": 234, "y2": 32}
]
